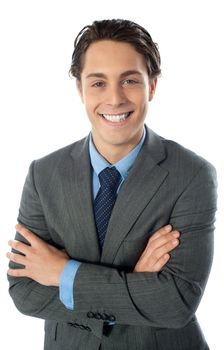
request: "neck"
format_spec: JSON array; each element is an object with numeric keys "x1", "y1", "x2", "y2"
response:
[
  {"x1": 97, "y1": 145, "x2": 135, "y2": 164},
  {"x1": 92, "y1": 132, "x2": 144, "y2": 164}
]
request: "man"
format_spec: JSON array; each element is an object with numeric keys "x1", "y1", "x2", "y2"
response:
[{"x1": 7, "y1": 19, "x2": 217, "y2": 349}]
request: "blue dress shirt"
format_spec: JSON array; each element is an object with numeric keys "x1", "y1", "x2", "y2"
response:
[{"x1": 59, "y1": 128, "x2": 146, "y2": 309}]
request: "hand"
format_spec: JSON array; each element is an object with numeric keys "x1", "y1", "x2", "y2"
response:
[
  {"x1": 7, "y1": 224, "x2": 70, "y2": 286},
  {"x1": 134, "y1": 225, "x2": 180, "y2": 273}
]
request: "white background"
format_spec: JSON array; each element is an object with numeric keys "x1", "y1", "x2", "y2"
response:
[{"x1": 0, "y1": 1, "x2": 223, "y2": 349}]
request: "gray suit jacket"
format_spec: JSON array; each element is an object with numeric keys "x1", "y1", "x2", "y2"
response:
[{"x1": 8, "y1": 126, "x2": 217, "y2": 350}]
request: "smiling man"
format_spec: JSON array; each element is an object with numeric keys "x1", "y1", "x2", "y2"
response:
[
  {"x1": 77, "y1": 39, "x2": 157, "y2": 164},
  {"x1": 7, "y1": 19, "x2": 217, "y2": 350}
]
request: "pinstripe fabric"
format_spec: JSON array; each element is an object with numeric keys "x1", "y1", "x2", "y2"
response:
[
  {"x1": 94, "y1": 167, "x2": 121, "y2": 247},
  {"x1": 7, "y1": 127, "x2": 217, "y2": 349}
]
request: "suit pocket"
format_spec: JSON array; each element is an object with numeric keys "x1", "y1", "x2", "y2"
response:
[{"x1": 154, "y1": 319, "x2": 208, "y2": 350}]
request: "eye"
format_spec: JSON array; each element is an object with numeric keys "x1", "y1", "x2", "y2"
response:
[
  {"x1": 122, "y1": 79, "x2": 138, "y2": 86},
  {"x1": 92, "y1": 81, "x2": 105, "y2": 88}
]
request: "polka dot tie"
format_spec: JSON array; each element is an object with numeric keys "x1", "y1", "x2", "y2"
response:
[{"x1": 94, "y1": 167, "x2": 122, "y2": 248}]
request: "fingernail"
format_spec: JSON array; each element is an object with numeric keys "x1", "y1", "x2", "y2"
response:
[
  {"x1": 165, "y1": 225, "x2": 172, "y2": 232},
  {"x1": 173, "y1": 232, "x2": 180, "y2": 238},
  {"x1": 172, "y1": 239, "x2": 179, "y2": 245}
]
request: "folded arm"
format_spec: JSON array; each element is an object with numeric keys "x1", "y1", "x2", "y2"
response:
[
  {"x1": 7, "y1": 160, "x2": 217, "y2": 328},
  {"x1": 71, "y1": 162, "x2": 217, "y2": 328}
]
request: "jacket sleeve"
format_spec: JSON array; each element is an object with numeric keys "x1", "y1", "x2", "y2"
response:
[
  {"x1": 8, "y1": 161, "x2": 80, "y2": 324},
  {"x1": 72, "y1": 161, "x2": 217, "y2": 328},
  {"x1": 8, "y1": 160, "x2": 217, "y2": 329}
]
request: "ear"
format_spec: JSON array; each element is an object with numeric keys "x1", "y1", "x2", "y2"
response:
[
  {"x1": 76, "y1": 79, "x2": 84, "y2": 103},
  {"x1": 148, "y1": 78, "x2": 157, "y2": 101}
]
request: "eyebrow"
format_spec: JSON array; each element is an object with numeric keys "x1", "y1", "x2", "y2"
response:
[{"x1": 85, "y1": 70, "x2": 143, "y2": 79}]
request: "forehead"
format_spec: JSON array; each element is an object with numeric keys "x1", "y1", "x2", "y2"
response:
[{"x1": 81, "y1": 40, "x2": 147, "y2": 76}]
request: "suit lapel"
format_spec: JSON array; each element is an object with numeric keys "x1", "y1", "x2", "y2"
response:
[
  {"x1": 101, "y1": 127, "x2": 169, "y2": 264},
  {"x1": 61, "y1": 128, "x2": 168, "y2": 264},
  {"x1": 63, "y1": 136, "x2": 101, "y2": 261}
]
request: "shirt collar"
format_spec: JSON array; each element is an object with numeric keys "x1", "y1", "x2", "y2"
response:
[{"x1": 89, "y1": 127, "x2": 146, "y2": 180}]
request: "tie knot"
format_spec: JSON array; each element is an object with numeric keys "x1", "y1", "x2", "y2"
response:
[{"x1": 98, "y1": 166, "x2": 121, "y2": 191}]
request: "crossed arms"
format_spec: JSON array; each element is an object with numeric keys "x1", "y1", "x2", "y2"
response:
[
  {"x1": 7, "y1": 158, "x2": 217, "y2": 329},
  {"x1": 7, "y1": 224, "x2": 179, "y2": 286}
]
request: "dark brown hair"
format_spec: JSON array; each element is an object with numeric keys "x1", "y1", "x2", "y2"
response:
[{"x1": 69, "y1": 19, "x2": 161, "y2": 80}]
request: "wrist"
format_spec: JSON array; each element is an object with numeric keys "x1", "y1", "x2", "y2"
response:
[{"x1": 52, "y1": 258, "x2": 70, "y2": 287}]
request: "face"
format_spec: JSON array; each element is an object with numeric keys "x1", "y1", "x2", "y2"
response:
[{"x1": 77, "y1": 40, "x2": 157, "y2": 160}]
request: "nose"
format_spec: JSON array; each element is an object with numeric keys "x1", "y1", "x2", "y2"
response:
[{"x1": 106, "y1": 84, "x2": 127, "y2": 107}]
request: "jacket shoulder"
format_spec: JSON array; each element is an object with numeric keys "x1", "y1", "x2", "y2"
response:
[
  {"x1": 146, "y1": 127, "x2": 216, "y2": 175},
  {"x1": 26, "y1": 136, "x2": 88, "y2": 190},
  {"x1": 161, "y1": 136, "x2": 214, "y2": 169},
  {"x1": 35, "y1": 136, "x2": 87, "y2": 165}
]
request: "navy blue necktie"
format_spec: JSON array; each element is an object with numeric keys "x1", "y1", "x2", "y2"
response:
[{"x1": 94, "y1": 166, "x2": 122, "y2": 248}]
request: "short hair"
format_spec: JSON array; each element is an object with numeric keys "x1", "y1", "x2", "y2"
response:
[{"x1": 69, "y1": 19, "x2": 161, "y2": 80}]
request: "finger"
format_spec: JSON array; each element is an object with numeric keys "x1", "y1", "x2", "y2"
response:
[
  {"x1": 149, "y1": 225, "x2": 173, "y2": 242},
  {"x1": 6, "y1": 251, "x2": 26, "y2": 266},
  {"x1": 7, "y1": 268, "x2": 28, "y2": 278},
  {"x1": 141, "y1": 231, "x2": 179, "y2": 260},
  {"x1": 8, "y1": 239, "x2": 30, "y2": 255},
  {"x1": 151, "y1": 238, "x2": 179, "y2": 263},
  {"x1": 148, "y1": 231, "x2": 180, "y2": 252},
  {"x1": 152, "y1": 254, "x2": 170, "y2": 272},
  {"x1": 15, "y1": 224, "x2": 39, "y2": 246}
]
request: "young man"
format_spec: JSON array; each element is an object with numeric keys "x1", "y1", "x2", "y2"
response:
[{"x1": 7, "y1": 19, "x2": 217, "y2": 349}]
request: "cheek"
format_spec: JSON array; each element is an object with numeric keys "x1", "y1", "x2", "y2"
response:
[
  {"x1": 132, "y1": 93, "x2": 149, "y2": 120},
  {"x1": 129, "y1": 86, "x2": 148, "y2": 101},
  {"x1": 84, "y1": 101, "x2": 100, "y2": 123},
  {"x1": 133, "y1": 91, "x2": 149, "y2": 111},
  {"x1": 83, "y1": 89, "x2": 102, "y2": 109}
]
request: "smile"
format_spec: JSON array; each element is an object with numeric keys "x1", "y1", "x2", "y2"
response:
[{"x1": 100, "y1": 112, "x2": 133, "y2": 123}]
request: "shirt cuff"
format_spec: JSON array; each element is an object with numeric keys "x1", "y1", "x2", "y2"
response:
[{"x1": 59, "y1": 259, "x2": 81, "y2": 310}]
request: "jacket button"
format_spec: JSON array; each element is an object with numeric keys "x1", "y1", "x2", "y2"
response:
[
  {"x1": 108, "y1": 315, "x2": 116, "y2": 322},
  {"x1": 95, "y1": 312, "x2": 102, "y2": 320},
  {"x1": 79, "y1": 325, "x2": 86, "y2": 330},
  {"x1": 69, "y1": 322, "x2": 80, "y2": 328},
  {"x1": 102, "y1": 313, "x2": 109, "y2": 321},
  {"x1": 87, "y1": 311, "x2": 94, "y2": 318},
  {"x1": 85, "y1": 326, "x2": 92, "y2": 332}
]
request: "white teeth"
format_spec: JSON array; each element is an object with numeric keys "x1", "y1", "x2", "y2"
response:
[{"x1": 102, "y1": 113, "x2": 130, "y2": 122}]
